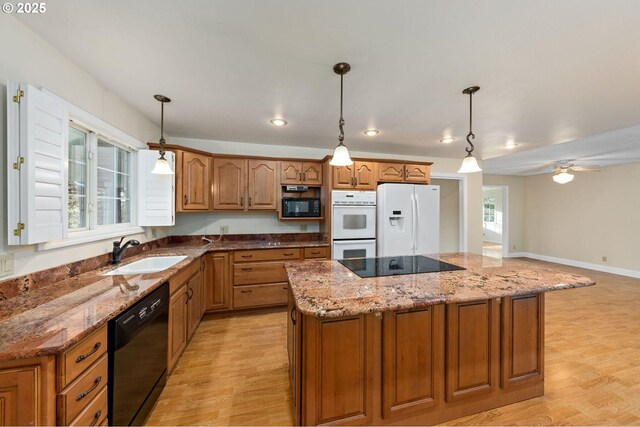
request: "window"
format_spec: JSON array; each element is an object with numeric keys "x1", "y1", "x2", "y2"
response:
[
  {"x1": 67, "y1": 122, "x2": 133, "y2": 232},
  {"x1": 483, "y1": 196, "x2": 496, "y2": 222}
]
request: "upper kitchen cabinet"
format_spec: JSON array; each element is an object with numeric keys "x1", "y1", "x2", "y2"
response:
[
  {"x1": 332, "y1": 161, "x2": 377, "y2": 190},
  {"x1": 280, "y1": 161, "x2": 323, "y2": 186},
  {"x1": 213, "y1": 158, "x2": 278, "y2": 211},
  {"x1": 248, "y1": 160, "x2": 277, "y2": 210},
  {"x1": 177, "y1": 151, "x2": 212, "y2": 211},
  {"x1": 378, "y1": 162, "x2": 431, "y2": 184},
  {"x1": 213, "y1": 158, "x2": 246, "y2": 210}
]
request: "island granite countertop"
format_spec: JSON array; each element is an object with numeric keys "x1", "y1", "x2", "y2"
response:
[
  {"x1": 0, "y1": 239, "x2": 328, "y2": 361},
  {"x1": 285, "y1": 252, "x2": 595, "y2": 318}
]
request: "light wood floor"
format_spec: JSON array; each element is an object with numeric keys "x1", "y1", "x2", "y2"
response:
[{"x1": 146, "y1": 259, "x2": 640, "y2": 426}]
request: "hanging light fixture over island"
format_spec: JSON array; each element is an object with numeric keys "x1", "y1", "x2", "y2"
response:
[
  {"x1": 457, "y1": 86, "x2": 482, "y2": 173},
  {"x1": 329, "y1": 62, "x2": 354, "y2": 167},
  {"x1": 151, "y1": 94, "x2": 174, "y2": 175}
]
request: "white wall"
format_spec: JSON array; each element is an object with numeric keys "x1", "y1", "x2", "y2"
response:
[
  {"x1": 0, "y1": 15, "x2": 161, "y2": 278},
  {"x1": 482, "y1": 187, "x2": 503, "y2": 244},
  {"x1": 170, "y1": 137, "x2": 484, "y2": 255},
  {"x1": 431, "y1": 179, "x2": 459, "y2": 252}
]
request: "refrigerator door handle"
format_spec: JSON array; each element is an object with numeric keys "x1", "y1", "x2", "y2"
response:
[
  {"x1": 410, "y1": 192, "x2": 416, "y2": 250},
  {"x1": 414, "y1": 190, "x2": 420, "y2": 253}
]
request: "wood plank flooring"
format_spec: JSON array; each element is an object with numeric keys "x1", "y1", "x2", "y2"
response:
[{"x1": 146, "y1": 259, "x2": 640, "y2": 426}]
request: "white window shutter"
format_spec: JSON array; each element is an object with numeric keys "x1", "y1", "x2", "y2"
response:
[
  {"x1": 6, "y1": 82, "x2": 68, "y2": 245},
  {"x1": 137, "y1": 150, "x2": 175, "y2": 226}
]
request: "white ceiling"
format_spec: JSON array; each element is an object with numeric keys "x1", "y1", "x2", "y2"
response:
[{"x1": 16, "y1": 0, "x2": 640, "y2": 163}]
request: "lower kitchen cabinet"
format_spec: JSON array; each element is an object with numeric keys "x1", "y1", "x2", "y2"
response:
[
  {"x1": 168, "y1": 285, "x2": 188, "y2": 373},
  {"x1": 186, "y1": 271, "x2": 204, "y2": 341},
  {"x1": 203, "y1": 252, "x2": 230, "y2": 312},
  {"x1": 233, "y1": 283, "x2": 289, "y2": 308}
]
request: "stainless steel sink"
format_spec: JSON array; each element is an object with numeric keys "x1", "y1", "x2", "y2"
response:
[{"x1": 104, "y1": 256, "x2": 188, "y2": 276}]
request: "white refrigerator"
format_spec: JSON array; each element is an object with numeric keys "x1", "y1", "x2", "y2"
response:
[{"x1": 377, "y1": 183, "x2": 440, "y2": 257}]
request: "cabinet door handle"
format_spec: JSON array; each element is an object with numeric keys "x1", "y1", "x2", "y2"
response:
[
  {"x1": 249, "y1": 197, "x2": 252, "y2": 207},
  {"x1": 184, "y1": 292, "x2": 189, "y2": 304},
  {"x1": 184, "y1": 194, "x2": 188, "y2": 205},
  {"x1": 302, "y1": 172, "x2": 306, "y2": 182},
  {"x1": 241, "y1": 255, "x2": 253, "y2": 259},
  {"x1": 241, "y1": 267, "x2": 253, "y2": 271},
  {"x1": 76, "y1": 375, "x2": 102, "y2": 402},
  {"x1": 299, "y1": 172, "x2": 303, "y2": 181},
  {"x1": 290, "y1": 307, "x2": 296, "y2": 326},
  {"x1": 188, "y1": 288, "x2": 194, "y2": 300},
  {"x1": 75, "y1": 342, "x2": 101, "y2": 363},
  {"x1": 240, "y1": 290, "x2": 253, "y2": 294},
  {"x1": 90, "y1": 410, "x2": 101, "y2": 427},
  {"x1": 240, "y1": 196, "x2": 244, "y2": 207}
]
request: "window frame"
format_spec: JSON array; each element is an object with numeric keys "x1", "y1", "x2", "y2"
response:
[
  {"x1": 483, "y1": 196, "x2": 496, "y2": 223},
  {"x1": 37, "y1": 103, "x2": 147, "y2": 251}
]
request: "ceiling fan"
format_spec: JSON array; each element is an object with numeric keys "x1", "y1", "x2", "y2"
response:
[{"x1": 548, "y1": 160, "x2": 602, "y2": 184}]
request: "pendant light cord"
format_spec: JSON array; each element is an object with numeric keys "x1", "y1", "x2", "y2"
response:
[
  {"x1": 159, "y1": 101, "x2": 166, "y2": 159},
  {"x1": 465, "y1": 91, "x2": 475, "y2": 155},
  {"x1": 338, "y1": 73, "x2": 345, "y2": 145}
]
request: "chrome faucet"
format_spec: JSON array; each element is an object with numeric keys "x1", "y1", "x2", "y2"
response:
[{"x1": 112, "y1": 237, "x2": 141, "y2": 264}]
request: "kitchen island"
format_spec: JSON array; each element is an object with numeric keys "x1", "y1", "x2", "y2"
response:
[{"x1": 285, "y1": 253, "x2": 595, "y2": 426}]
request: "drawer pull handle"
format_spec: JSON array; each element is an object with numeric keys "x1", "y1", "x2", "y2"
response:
[
  {"x1": 283, "y1": 253, "x2": 294, "y2": 256},
  {"x1": 240, "y1": 290, "x2": 253, "y2": 294},
  {"x1": 282, "y1": 286, "x2": 288, "y2": 290},
  {"x1": 310, "y1": 251, "x2": 320, "y2": 254},
  {"x1": 75, "y1": 342, "x2": 101, "y2": 363},
  {"x1": 76, "y1": 375, "x2": 102, "y2": 402},
  {"x1": 90, "y1": 410, "x2": 101, "y2": 427},
  {"x1": 241, "y1": 267, "x2": 253, "y2": 271},
  {"x1": 241, "y1": 255, "x2": 253, "y2": 259}
]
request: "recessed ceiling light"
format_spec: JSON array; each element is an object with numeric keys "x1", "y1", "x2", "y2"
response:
[
  {"x1": 270, "y1": 118, "x2": 288, "y2": 127},
  {"x1": 505, "y1": 142, "x2": 518, "y2": 149},
  {"x1": 440, "y1": 137, "x2": 455, "y2": 144},
  {"x1": 364, "y1": 129, "x2": 380, "y2": 136}
]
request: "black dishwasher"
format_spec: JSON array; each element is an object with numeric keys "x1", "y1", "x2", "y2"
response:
[{"x1": 108, "y1": 283, "x2": 169, "y2": 426}]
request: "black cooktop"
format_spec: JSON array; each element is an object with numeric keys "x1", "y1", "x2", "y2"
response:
[{"x1": 338, "y1": 255, "x2": 466, "y2": 278}]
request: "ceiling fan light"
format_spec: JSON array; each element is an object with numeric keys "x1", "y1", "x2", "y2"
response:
[
  {"x1": 151, "y1": 157, "x2": 174, "y2": 175},
  {"x1": 457, "y1": 154, "x2": 482, "y2": 173},
  {"x1": 329, "y1": 143, "x2": 353, "y2": 166},
  {"x1": 552, "y1": 171, "x2": 574, "y2": 184}
]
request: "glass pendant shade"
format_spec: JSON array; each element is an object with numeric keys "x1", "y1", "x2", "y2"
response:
[
  {"x1": 457, "y1": 154, "x2": 482, "y2": 173},
  {"x1": 329, "y1": 143, "x2": 353, "y2": 166},
  {"x1": 151, "y1": 157, "x2": 174, "y2": 175},
  {"x1": 552, "y1": 171, "x2": 574, "y2": 184}
]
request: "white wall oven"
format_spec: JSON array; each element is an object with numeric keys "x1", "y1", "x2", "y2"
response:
[{"x1": 331, "y1": 190, "x2": 376, "y2": 259}]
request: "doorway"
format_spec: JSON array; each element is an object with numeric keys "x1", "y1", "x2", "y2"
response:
[{"x1": 482, "y1": 185, "x2": 509, "y2": 258}]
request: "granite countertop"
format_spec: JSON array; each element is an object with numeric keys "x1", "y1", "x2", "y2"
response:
[
  {"x1": 285, "y1": 253, "x2": 596, "y2": 318},
  {"x1": 0, "y1": 239, "x2": 327, "y2": 361}
]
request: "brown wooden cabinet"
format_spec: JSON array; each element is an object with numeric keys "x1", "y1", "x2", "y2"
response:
[
  {"x1": 382, "y1": 306, "x2": 443, "y2": 418},
  {"x1": 248, "y1": 160, "x2": 277, "y2": 210},
  {"x1": 501, "y1": 294, "x2": 544, "y2": 388},
  {"x1": 213, "y1": 158, "x2": 246, "y2": 210},
  {"x1": 281, "y1": 161, "x2": 323, "y2": 186},
  {"x1": 332, "y1": 161, "x2": 377, "y2": 190},
  {"x1": 378, "y1": 162, "x2": 431, "y2": 184},
  {"x1": 186, "y1": 271, "x2": 204, "y2": 341},
  {"x1": 178, "y1": 151, "x2": 212, "y2": 211},
  {"x1": 168, "y1": 285, "x2": 188, "y2": 373},
  {"x1": 287, "y1": 289, "x2": 302, "y2": 425},
  {"x1": 445, "y1": 299, "x2": 499, "y2": 402},
  {"x1": 0, "y1": 361, "x2": 45, "y2": 426},
  {"x1": 203, "y1": 252, "x2": 230, "y2": 312}
]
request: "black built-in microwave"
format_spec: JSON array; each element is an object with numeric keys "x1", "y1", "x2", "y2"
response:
[{"x1": 282, "y1": 197, "x2": 321, "y2": 217}]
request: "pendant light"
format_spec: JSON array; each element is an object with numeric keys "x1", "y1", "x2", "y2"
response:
[
  {"x1": 151, "y1": 94, "x2": 174, "y2": 175},
  {"x1": 457, "y1": 86, "x2": 482, "y2": 173},
  {"x1": 329, "y1": 62, "x2": 354, "y2": 166}
]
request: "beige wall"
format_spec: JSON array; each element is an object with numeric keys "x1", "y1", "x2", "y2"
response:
[
  {"x1": 431, "y1": 179, "x2": 459, "y2": 252},
  {"x1": 0, "y1": 15, "x2": 161, "y2": 278},
  {"x1": 523, "y1": 162, "x2": 640, "y2": 271},
  {"x1": 483, "y1": 174, "x2": 526, "y2": 253}
]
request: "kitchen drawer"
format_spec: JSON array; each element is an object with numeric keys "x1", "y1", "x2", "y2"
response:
[
  {"x1": 233, "y1": 283, "x2": 289, "y2": 309},
  {"x1": 58, "y1": 354, "x2": 108, "y2": 425},
  {"x1": 68, "y1": 386, "x2": 107, "y2": 427},
  {"x1": 169, "y1": 258, "x2": 200, "y2": 295},
  {"x1": 233, "y1": 248, "x2": 302, "y2": 262},
  {"x1": 58, "y1": 326, "x2": 107, "y2": 390},
  {"x1": 234, "y1": 262, "x2": 288, "y2": 285},
  {"x1": 304, "y1": 247, "x2": 328, "y2": 259}
]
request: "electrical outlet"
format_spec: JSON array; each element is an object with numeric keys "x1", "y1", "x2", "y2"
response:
[
  {"x1": 512, "y1": 245, "x2": 516, "y2": 250},
  {"x1": 220, "y1": 225, "x2": 229, "y2": 234},
  {"x1": 300, "y1": 224, "x2": 308, "y2": 232},
  {"x1": 602, "y1": 256, "x2": 608, "y2": 262},
  {"x1": 0, "y1": 253, "x2": 15, "y2": 278}
]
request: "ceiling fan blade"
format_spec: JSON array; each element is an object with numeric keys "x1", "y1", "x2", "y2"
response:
[{"x1": 571, "y1": 166, "x2": 602, "y2": 172}]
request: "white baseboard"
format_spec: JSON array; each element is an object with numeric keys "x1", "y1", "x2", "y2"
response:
[{"x1": 503, "y1": 252, "x2": 640, "y2": 279}]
